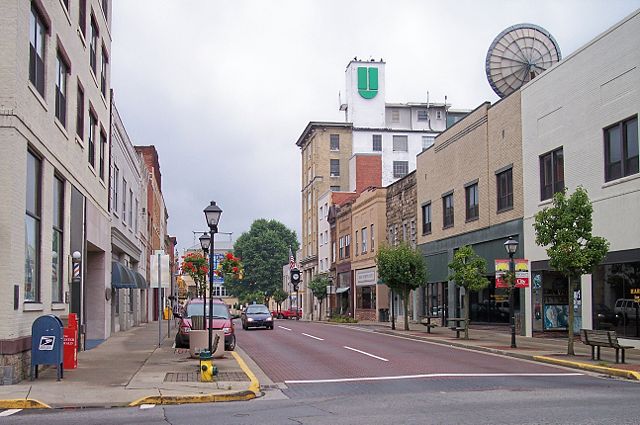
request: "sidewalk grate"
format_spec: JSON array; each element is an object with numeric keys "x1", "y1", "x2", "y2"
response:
[{"x1": 164, "y1": 372, "x2": 249, "y2": 382}]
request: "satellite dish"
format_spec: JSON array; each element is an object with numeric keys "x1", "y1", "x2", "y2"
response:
[{"x1": 485, "y1": 24, "x2": 561, "y2": 98}]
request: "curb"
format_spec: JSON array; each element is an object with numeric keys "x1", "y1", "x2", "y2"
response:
[
  {"x1": 533, "y1": 356, "x2": 640, "y2": 381},
  {"x1": 128, "y1": 390, "x2": 256, "y2": 407},
  {"x1": 128, "y1": 351, "x2": 261, "y2": 407},
  {"x1": 0, "y1": 399, "x2": 51, "y2": 409},
  {"x1": 231, "y1": 351, "x2": 261, "y2": 396}
]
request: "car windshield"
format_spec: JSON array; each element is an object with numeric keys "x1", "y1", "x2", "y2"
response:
[
  {"x1": 246, "y1": 305, "x2": 270, "y2": 314},
  {"x1": 186, "y1": 303, "x2": 229, "y2": 319}
]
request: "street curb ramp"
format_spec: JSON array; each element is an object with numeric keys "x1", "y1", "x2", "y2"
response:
[{"x1": 128, "y1": 351, "x2": 261, "y2": 407}]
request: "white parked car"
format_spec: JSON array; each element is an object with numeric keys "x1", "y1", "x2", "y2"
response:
[{"x1": 614, "y1": 299, "x2": 640, "y2": 320}]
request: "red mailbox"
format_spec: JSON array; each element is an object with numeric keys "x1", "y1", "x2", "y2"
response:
[{"x1": 63, "y1": 313, "x2": 78, "y2": 370}]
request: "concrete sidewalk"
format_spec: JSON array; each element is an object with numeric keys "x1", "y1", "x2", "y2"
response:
[
  {"x1": 343, "y1": 319, "x2": 640, "y2": 381},
  {"x1": 0, "y1": 321, "x2": 259, "y2": 409}
]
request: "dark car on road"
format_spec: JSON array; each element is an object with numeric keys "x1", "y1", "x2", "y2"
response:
[
  {"x1": 241, "y1": 304, "x2": 274, "y2": 330},
  {"x1": 174, "y1": 298, "x2": 236, "y2": 350}
]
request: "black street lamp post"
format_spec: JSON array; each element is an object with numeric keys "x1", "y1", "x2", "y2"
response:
[
  {"x1": 199, "y1": 232, "x2": 210, "y2": 334},
  {"x1": 204, "y1": 201, "x2": 222, "y2": 354},
  {"x1": 504, "y1": 237, "x2": 519, "y2": 349}
]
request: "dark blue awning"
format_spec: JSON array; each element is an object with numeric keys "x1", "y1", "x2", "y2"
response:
[
  {"x1": 134, "y1": 271, "x2": 147, "y2": 289},
  {"x1": 111, "y1": 262, "x2": 137, "y2": 289}
]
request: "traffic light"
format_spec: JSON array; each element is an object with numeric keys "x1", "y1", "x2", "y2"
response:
[{"x1": 290, "y1": 268, "x2": 301, "y2": 291}]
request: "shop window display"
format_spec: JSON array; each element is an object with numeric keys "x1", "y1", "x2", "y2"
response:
[{"x1": 593, "y1": 261, "x2": 640, "y2": 338}]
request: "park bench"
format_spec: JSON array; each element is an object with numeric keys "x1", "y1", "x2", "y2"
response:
[
  {"x1": 419, "y1": 315, "x2": 439, "y2": 333},
  {"x1": 581, "y1": 329, "x2": 633, "y2": 364},
  {"x1": 447, "y1": 318, "x2": 468, "y2": 338}
]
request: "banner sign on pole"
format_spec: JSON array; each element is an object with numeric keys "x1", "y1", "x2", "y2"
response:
[
  {"x1": 150, "y1": 253, "x2": 171, "y2": 288},
  {"x1": 495, "y1": 259, "x2": 530, "y2": 288}
]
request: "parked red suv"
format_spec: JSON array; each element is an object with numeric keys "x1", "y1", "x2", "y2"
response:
[{"x1": 174, "y1": 298, "x2": 236, "y2": 351}]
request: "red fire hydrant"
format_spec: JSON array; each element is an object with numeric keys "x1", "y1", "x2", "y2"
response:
[{"x1": 63, "y1": 313, "x2": 78, "y2": 370}]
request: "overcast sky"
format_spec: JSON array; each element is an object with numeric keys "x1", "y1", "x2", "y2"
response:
[{"x1": 110, "y1": 0, "x2": 640, "y2": 253}]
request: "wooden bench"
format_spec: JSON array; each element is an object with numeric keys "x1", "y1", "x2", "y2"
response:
[
  {"x1": 419, "y1": 315, "x2": 439, "y2": 333},
  {"x1": 581, "y1": 329, "x2": 634, "y2": 364},
  {"x1": 447, "y1": 318, "x2": 468, "y2": 338}
]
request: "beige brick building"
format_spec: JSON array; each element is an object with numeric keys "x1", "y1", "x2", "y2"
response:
[
  {"x1": 351, "y1": 187, "x2": 389, "y2": 321},
  {"x1": 416, "y1": 91, "x2": 524, "y2": 327},
  {"x1": 0, "y1": 0, "x2": 112, "y2": 382},
  {"x1": 296, "y1": 123, "x2": 353, "y2": 318}
]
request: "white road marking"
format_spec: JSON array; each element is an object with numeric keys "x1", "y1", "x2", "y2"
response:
[
  {"x1": 0, "y1": 409, "x2": 22, "y2": 417},
  {"x1": 139, "y1": 404, "x2": 156, "y2": 410},
  {"x1": 278, "y1": 326, "x2": 292, "y2": 331},
  {"x1": 302, "y1": 333, "x2": 324, "y2": 341},
  {"x1": 343, "y1": 346, "x2": 389, "y2": 362},
  {"x1": 285, "y1": 372, "x2": 584, "y2": 385}
]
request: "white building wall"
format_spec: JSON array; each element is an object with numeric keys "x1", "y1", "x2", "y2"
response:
[
  {"x1": 345, "y1": 60, "x2": 386, "y2": 128},
  {"x1": 317, "y1": 191, "x2": 331, "y2": 274},
  {"x1": 522, "y1": 10, "x2": 640, "y2": 335},
  {"x1": 0, "y1": 0, "x2": 112, "y2": 369}
]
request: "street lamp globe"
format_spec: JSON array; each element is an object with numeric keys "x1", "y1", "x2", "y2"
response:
[
  {"x1": 199, "y1": 232, "x2": 211, "y2": 252},
  {"x1": 203, "y1": 201, "x2": 223, "y2": 231},
  {"x1": 504, "y1": 237, "x2": 518, "y2": 255}
]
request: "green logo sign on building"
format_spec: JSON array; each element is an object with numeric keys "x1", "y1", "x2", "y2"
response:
[{"x1": 357, "y1": 67, "x2": 378, "y2": 99}]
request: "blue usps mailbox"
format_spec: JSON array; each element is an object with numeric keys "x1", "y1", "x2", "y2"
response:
[{"x1": 31, "y1": 315, "x2": 64, "y2": 381}]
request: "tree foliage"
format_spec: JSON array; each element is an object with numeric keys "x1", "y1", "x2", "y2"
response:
[
  {"x1": 229, "y1": 219, "x2": 299, "y2": 301},
  {"x1": 272, "y1": 288, "x2": 288, "y2": 312},
  {"x1": 533, "y1": 187, "x2": 609, "y2": 354},
  {"x1": 376, "y1": 243, "x2": 427, "y2": 330},
  {"x1": 448, "y1": 245, "x2": 489, "y2": 339},
  {"x1": 309, "y1": 275, "x2": 329, "y2": 321}
]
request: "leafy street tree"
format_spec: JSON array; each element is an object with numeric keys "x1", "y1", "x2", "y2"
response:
[
  {"x1": 231, "y1": 219, "x2": 299, "y2": 302},
  {"x1": 448, "y1": 245, "x2": 490, "y2": 340},
  {"x1": 309, "y1": 275, "x2": 329, "y2": 321},
  {"x1": 533, "y1": 187, "x2": 609, "y2": 355},
  {"x1": 376, "y1": 243, "x2": 427, "y2": 331},
  {"x1": 273, "y1": 288, "x2": 288, "y2": 313}
]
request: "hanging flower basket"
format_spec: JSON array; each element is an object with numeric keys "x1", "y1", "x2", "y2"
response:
[{"x1": 216, "y1": 252, "x2": 243, "y2": 280}]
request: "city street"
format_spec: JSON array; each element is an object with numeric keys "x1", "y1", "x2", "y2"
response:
[{"x1": 2, "y1": 319, "x2": 640, "y2": 424}]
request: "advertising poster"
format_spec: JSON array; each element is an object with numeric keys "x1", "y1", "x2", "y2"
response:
[{"x1": 495, "y1": 259, "x2": 530, "y2": 288}]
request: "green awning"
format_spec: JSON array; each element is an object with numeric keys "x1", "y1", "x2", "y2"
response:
[{"x1": 111, "y1": 262, "x2": 137, "y2": 289}]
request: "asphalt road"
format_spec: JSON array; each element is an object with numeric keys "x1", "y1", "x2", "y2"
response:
[{"x1": 3, "y1": 320, "x2": 640, "y2": 424}]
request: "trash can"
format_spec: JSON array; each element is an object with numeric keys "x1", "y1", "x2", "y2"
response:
[
  {"x1": 191, "y1": 315, "x2": 204, "y2": 330},
  {"x1": 379, "y1": 309, "x2": 389, "y2": 322}
]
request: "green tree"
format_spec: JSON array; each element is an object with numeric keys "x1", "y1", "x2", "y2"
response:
[
  {"x1": 533, "y1": 187, "x2": 609, "y2": 355},
  {"x1": 273, "y1": 288, "x2": 288, "y2": 312},
  {"x1": 231, "y1": 219, "x2": 299, "y2": 301},
  {"x1": 448, "y1": 245, "x2": 490, "y2": 340},
  {"x1": 376, "y1": 243, "x2": 427, "y2": 331},
  {"x1": 309, "y1": 275, "x2": 329, "y2": 321}
]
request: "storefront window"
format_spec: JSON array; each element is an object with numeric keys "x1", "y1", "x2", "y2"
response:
[
  {"x1": 593, "y1": 261, "x2": 640, "y2": 338},
  {"x1": 469, "y1": 278, "x2": 516, "y2": 324},
  {"x1": 357, "y1": 285, "x2": 375, "y2": 309}
]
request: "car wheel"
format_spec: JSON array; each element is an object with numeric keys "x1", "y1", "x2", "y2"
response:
[
  {"x1": 269, "y1": 325, "x2": 274, "y2": 330},
  {"x1": 277, "y1": 313, "x2": 284, "y2": 319},
  {"x1": 225, "y1": 335, "x2": 236, "y2": 351}
]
